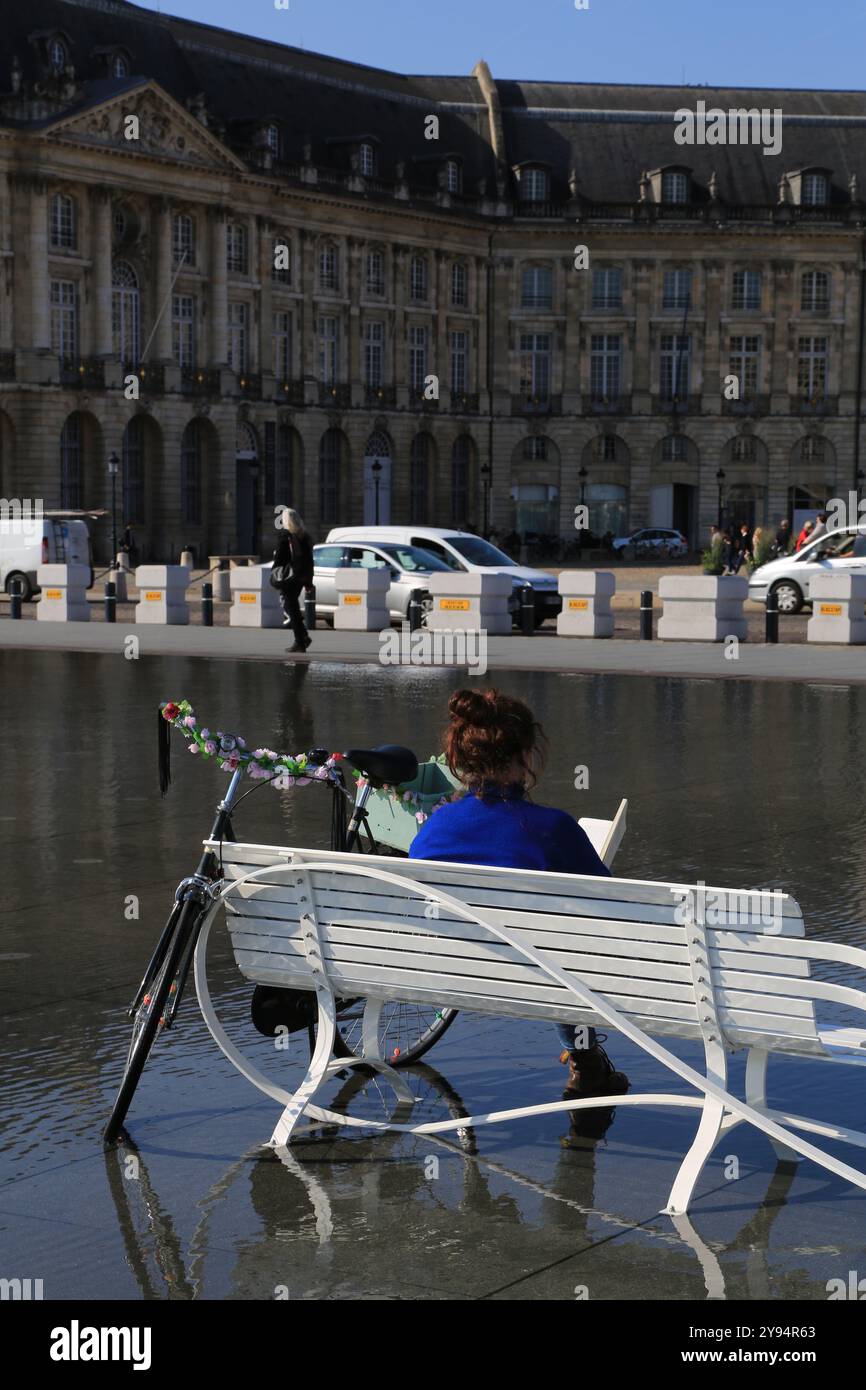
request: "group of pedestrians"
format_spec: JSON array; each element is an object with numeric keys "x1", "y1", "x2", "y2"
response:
[{"x1": 709, "y1": 521, "x2": 756, "y2": 575}]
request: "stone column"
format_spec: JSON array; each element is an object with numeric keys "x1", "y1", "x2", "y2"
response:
[
  {"x1": 29, "y1": 179, "x2": 50, "y2": 352},
  {"x1": 475, "y1": 256, "x2": 488, "y2": 404},
  {"x1": 348, "y1": 236, "x2": 362, "y2": 402},
  {"x1": 393, "y1": 245, "x2": 407, "y2": 405},
  {"x1": 435, "y1": 249, "x2": 449, "y2": 402},
  {"x1": 769, "y1": 260, "x2": 794, "y2": 410},
  {"x1": 300, "y1": 229, "x2": 316, "y2": 397},
  {"x1": 152, "y1": 197, "x2": 173, "y2": 362},
  {"x1": 89, "y1": 186, "x2": 114, "y2": 358},
  {"x1": 632, "y1": 260, "x2": 652, "y2": 409},
  {"x1": 701, "y1": 261, "x2": 723, "y2": 411},
  {"x1": 563, "y1": 255, "x2": 583, "y2": 411},
  {"x1": 208, "y1": 206, "x2": 228, "y2": 365},
  {"x1": 258, "y1": 218, "x2": 274, "y2": 378}
]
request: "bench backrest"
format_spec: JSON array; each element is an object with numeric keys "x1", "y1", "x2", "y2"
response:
[{"x1": 208, "y1": 841, "x2": 823, "y2": 1056}]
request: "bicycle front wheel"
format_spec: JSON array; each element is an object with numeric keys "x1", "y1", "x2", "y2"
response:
[
  {"x1": 103, "y1": 898, "x2": 202, "y2": 1144},
  {"x1": 332, "y1": 1001, "x2": 458, "y2": 1067}
]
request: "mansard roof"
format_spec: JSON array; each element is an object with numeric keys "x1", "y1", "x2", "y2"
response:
[{"x1": 3, "y1": 0, "x2": 866, "y2": 210}]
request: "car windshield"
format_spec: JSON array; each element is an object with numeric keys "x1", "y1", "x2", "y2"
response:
[
  {"x1": 376, "y1": 544, "x2": 453, "y2": 573},
  {"x1": 799, "y1": 530, "x2": 859, "y2": 561},
  {"x1": 448, "y1": 536, "x2": 519, "y2": 566}
]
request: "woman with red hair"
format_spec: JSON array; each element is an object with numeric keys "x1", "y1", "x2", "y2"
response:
[{"x1": 410, "y1": 688, "x2": 628, "y2": 1101}]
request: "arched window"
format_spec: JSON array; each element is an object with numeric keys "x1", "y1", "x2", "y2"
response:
[
  {"x1": 48, "y1": 37, "x2": 67, "y2": 72},
  {"x1": 451, "y1": 435, "x2": 474, "y2": 525},
  {"x1": 60, "y1": 414, "x2": 82, "y2": 509},
  {"x1": 121, "y1": 416, "x2": 145, "y2": 524},
  {"x1": 264, "y1": 124, "x2": 281, "y2": 157},
  {"x1": 410, "y1": 434, "x2": 432, "y2": 522},
  {"x1": 662, "y1": 170, "x2": 690, "y2": 204},
  {"x1": 112, "y1": 261, "x2": 140, "y2": 367},
  {"x1": 112, "y1": 52, "x2": 129, "y2": 78},
  {"x1": 451, "y1": 262, "x2": 468, "y2": 307},
  {"x1": 50, "y1": 194, "x2": 76, "y2": 250},
  {"x1": 180, "y1": 421, "x2": 203, "y2": 526},
  {"x1": 319, "y1": 429, "x2": 344, "y2": 525}
]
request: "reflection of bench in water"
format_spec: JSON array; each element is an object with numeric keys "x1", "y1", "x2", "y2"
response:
[{"x1": 195, "y1": 841, "x2": 866, "y2": 1215}]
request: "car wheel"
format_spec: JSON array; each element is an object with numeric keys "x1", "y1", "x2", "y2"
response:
[
  {"x1": 770, "y1": 580, "x2": 803, "y2": 615},
  {"x1": 5, "y1": 572, "x2": 33, "y2": 602}
]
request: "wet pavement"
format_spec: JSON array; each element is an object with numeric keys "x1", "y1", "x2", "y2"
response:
[{"x1": 2, "y1": 651, "x2": 866, "y2": 1300}]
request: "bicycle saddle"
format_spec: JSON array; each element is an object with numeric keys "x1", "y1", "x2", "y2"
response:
[{"x1": 341, "y1": 744, "x2": 418, "y2": 788}]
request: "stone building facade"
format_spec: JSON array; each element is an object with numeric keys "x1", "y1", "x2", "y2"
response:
[{"x1": 2, "y1": 0, "x2": 866, "y2": 562}]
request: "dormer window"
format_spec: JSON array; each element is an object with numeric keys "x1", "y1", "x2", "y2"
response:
[
  {"x1": 445, "y1": 159, "x2": 462, "y2": 194},
  {"x1": 264, "y1": 124, "x2": 281, "y2": 157},
  {"x1": 802, "y1": 172, "x2": 828, "y2": 206},
  {"x1": 359, "y1": 142, "x2": 376, "y2": 177},
  {"x1": 519, "y1": 167, "x2": 549, "y2": 203},
  {"x1": 112, "y1": 52, "x2": 129, "y2": 79},
  {"x1": 662, "y1": 170, "x2": 690, "y2": 204},
  {"x1": 48, "y1": 37, "x2": 68, "y2": 72}
]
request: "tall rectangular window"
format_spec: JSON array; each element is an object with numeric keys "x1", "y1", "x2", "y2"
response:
[
  {"x1": 172, "y1": 294, "x2": 196, "y2": 369},
  {"x1": 365, "y1": 250, "x2": 385, "y2": 296},
  {"x1": 226, "y1": 223, "x2": 248, "y2": 274},
  {"x1": 660, "y1": 334, "x2": 691, "y2": 400},
  {"x1": 451, "y1": 263, "x2": 468, "y2": 307},
  {"x1": 319, "y1": 244, "x2": 339, "y2": 290},
  {"x1": 663, "y1": 269, "x2": 692, "y2": 310},
  {"x1": 519, "y1": 332, "x2": 551, "y2": 400},
  {"x1": 319, "y1": 316, "x2": 339, "y2": 382},
  {"x1": 408, "y1": 325, "x2": 428, "y2": 389},
  {"x1": 592, "y1": 268, "x2": 622, "y2": 310},
  {"x1": 410, "y1": 257, "x2": 428, "y2": 302},
  {"x1": 797, "y1": 336, "x2": 828, "y2": 399},
  {"x1": 272, "y1": 310, "x2": 292, "y2": 381},
  {"x1": 732, "y1": 270, "x2": 762, "y2": 311},
  {"x1": 801, "y1": 270, "x2": 829, "y2": 312},
  {"x1": 172, "y1": 214, "x2": 196, "y2": 267},
  {"x1": 662, "y1": 171, "x2": 689, "y2": 204},
  {"x1": 227, "y1": 301, "x2": 248, "y2": 373},
  {"x1": 450, "y1": 330, "x2": 468, "y2": 393},
  {"x1": 521, "y1": 266, "x2": 553, "y2": 309},
  {"x1": 50, "y1": 194, "x2": 76, "y2": 250},
  {"x1": 272, "y1": 236, "x2": 291, "y2": 285},
  {"x1": 50, "y1": 279, "x2": 78, "y2": 359},
  {"x1": 728, "y1": 335, "x2": 761, "y2": 398},
  {"x1": 590, "y1": 334, "x2": 622, "y2": 399},
  {"x1": 364, "y1": 321, "x2": 384, "y2": 386},
  {"x1": 802, "y1": 173, "x2": 828, "y2": 206}
]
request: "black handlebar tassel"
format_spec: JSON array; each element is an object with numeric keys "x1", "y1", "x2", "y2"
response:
[{"x1": 158, "y1": 707, "x2": 172, "y2": 797}]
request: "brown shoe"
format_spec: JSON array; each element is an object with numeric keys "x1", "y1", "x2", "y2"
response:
[{"x1": 560, "y1": 1036, "x2": 629, "y2": 1098}]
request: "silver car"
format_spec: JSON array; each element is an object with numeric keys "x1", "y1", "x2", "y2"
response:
[
  {"x1": 311, "y1": 541, "x2": 454, "y2": 622},
  {"x1": 749, "y1": 524, "x2": 866, "y2": 613}
]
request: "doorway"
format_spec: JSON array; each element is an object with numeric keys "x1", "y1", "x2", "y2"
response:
[
  {"x1": 363, "y1": 430, "x2": 392, "y2": 525},
  {"x1": 235, "y1": 423, "x2": 259, "y2": 555}
]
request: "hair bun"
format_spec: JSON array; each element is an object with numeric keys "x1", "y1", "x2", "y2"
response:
[{"x1": 448, "y1": 688, "x2": 498, "y2": 728}]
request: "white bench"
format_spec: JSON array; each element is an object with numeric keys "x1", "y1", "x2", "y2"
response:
[{"x1": 193, "y1": 842, "x2": 866, "y2": 1215}]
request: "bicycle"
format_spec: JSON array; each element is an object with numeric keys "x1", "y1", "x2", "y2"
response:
[{"x1": 103, "y1": 703, "x2": 458, "y2": 1145}]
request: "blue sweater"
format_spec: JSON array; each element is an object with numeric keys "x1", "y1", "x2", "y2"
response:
[{"x1": 409, "y1": 785, "x2": 611, "y2": 877}]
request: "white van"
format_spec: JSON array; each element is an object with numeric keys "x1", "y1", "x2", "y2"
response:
[
  {"x1": 325, "y1": 526, "x2": 562, "y2": 625},
  {"x1": 0, "y1": 511, "x2": 94, "y2": 601}
]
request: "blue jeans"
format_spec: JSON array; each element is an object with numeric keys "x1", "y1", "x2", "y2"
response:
[{"x1": 556, "y1": 1023, "x2": 597, "y2": 1053}]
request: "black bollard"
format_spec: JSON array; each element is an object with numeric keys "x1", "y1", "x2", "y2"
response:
[
  {"x1": 104, "y1": 580, "x2": 116, "y2": 624},
  {"x1": 520, "y1": 582, "x2": 535, "y2": 636},
  {"x1": 639, "y1": 589, "x2": 654, "y2": 640},
  {"x1": 304, "y1": 585, "x2": 317, "y2": 631},
  {"x1": 10, "y1": 577, "x2": 22, "y2": 620},
  {"x1": 765, "y1": 587, "x2": 779, "y2": 644},
  {"x1": 408, "y1": 588, "x2": 423, "y2": 632},
  {"x1": 201, "y1": 581, "x2": 213, "y2": 628}
]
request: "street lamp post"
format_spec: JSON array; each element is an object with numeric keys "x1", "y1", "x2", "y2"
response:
[
  {"x1": 108, "y1": 452, "x2": 120, "y2": 564},
  {"x1": 372, "y1": 459, "x2": 382, "y2": 525},
  {"x1": 481, "y1": 461, "x2": 492, "y2": 536},
  {"x1": 716, "y1": 467, "x2": 726, "y2": 531}
]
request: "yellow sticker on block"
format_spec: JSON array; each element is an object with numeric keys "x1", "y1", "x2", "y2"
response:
[
  {"x1": 439, "y1": 598, "x2": 471, "y2": 611},
  {"x1": 819, "y1": 602, "x2": 843, "y2": 616},
  {"x1": 238, "y1": 592, "x2": 258, "y2": 604},
  {"x1": 45, "y1": 589, "x2": 62, "y2": 600},
  {"x1": 568, "y1": 598, "x2": 590, "y2": 611},
  {"x1": 145, "y1": 591, "x2": 163, "y2": 601},
  {"x1": 342, "y1": 594, "x2": 362, "y2": 605}
]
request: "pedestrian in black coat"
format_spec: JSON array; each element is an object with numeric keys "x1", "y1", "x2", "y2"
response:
[{"x1": 273, "y1": 508, "x2": 314, "y2": 651}]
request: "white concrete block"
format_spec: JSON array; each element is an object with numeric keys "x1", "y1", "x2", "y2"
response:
[
  {"x1": 334, "y1": 567, "x2": 390, "y2": 630},
  {"x1": 426, "y1": 571, "x2": 512, "y2": 634},
  {"x1": 658, "y1": 574, "x2": 748, "y2": 642},
  {"x1": 807, "y1": 573, "x2": 866, "y2": 644},
  {"x1": 36, "y1": 564, "x2": 90, "y2": 622},
  {"x1": 230, "y1": 565, "x2": 283, "y2": 627},
  {"x1": 557, "y1": 570, "x2": 615, "y2": 636},
  {"x1": 134, "y1": 565, "x2": 191, "y2": 625}
]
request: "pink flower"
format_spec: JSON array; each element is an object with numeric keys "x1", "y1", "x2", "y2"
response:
[
  {"x1": 183, "y1": 715, "x2": 196, "y2": 728},
  {"x1": 188, "y1": 742, "x2": 200, "y2": 754},
  {"x1": 204, "y1": 740, "x2": 217, "y2": 755}
]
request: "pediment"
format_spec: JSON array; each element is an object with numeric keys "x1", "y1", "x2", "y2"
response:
[{"x1": 44, "y1": 82, "x2": 246, "y2": 173}]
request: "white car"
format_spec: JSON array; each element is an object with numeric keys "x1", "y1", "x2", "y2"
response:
[
  {"x1": 611, "y1": 527, "x2": 689, "y2": 560},
  {"x1": 325, "y1": 526, "x2": 561, "y2": 625},
  {"x1": 311, "y1": 540, "x2": 453, "y2": 622},
  {"x1": 748, "y1": 524, "x2": 866, "y2": 613}
]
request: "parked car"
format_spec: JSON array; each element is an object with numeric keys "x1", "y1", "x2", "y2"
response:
[
  {"x1": 310, "y1": 540, "x2": 454, "y2": 622},
  {"x1": 325, "y1": 526, "x2": 562, "y2": 625},
  {"x1": 748, "y1": 524, "x2": 866, "y2": 613},
  {"x1": 0, "y1": 510, "x2": 94, "y2": 601},
  {"x1": 611, "y1": 527, "x2": 689, "y2": 560}
]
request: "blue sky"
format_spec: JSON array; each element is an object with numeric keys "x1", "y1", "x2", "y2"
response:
[{"x1": 137, "y1": 0, "x2": 866, "y2": 89}]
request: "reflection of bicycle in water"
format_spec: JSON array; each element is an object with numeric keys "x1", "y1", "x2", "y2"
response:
[{"x1": 104, "y1": 712, "x2": 460, "y2": 1145}]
